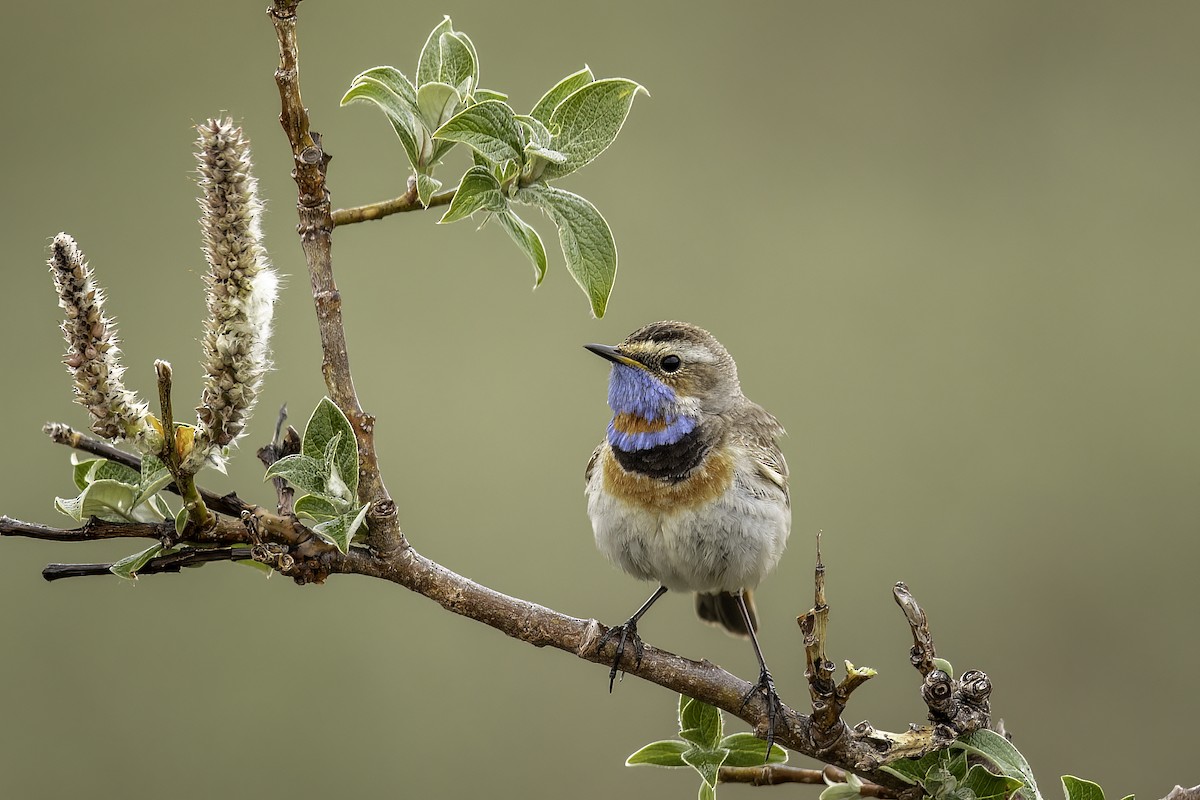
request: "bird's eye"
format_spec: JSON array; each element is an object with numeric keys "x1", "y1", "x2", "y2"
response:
[{"x1": 661, "y1": 354, "x2": 682, "y2": 373}]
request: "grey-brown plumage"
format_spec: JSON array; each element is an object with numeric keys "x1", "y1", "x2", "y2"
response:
[
  {"x1": 585, "y1": 320, "x2": 790, "y2": 747},
  {"x1": 585, "y1": 320, "x2": 789, "y2": 635},
  {"x1": 696, "y1": 589, "x2": 757, "y2": 636}
]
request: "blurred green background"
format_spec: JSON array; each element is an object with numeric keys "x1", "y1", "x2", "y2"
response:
[{"x1": 2, "y1": 2, "x2": 1197, "y2": 798}]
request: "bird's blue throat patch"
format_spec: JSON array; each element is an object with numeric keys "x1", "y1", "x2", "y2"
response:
[{"x1": 605, "y1": 363, "x2": 697, "y2": 451}]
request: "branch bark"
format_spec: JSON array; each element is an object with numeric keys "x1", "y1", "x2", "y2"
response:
[
  {"x1": 719, "y1": 764, "x2": 895, "y2": 797},
  {"x1": 268, "y1": 0, "x2": 402, "y2": 556},
  {"x1": 42, "y1": 546, "x2": 254, "y2": 581},
  {"x1": 331, "y1": 180, "x2": 456, "y2": 226}
]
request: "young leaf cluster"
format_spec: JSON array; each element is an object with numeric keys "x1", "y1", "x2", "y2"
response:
[
  {"x1": 816, "y1": 707, "x2": 1136, "y2": 800},
  {"x1": 626, "y1": 695, "x2": 786, "y2": 800},
  {"x1": 263, "y1": 398, "x2": 367, "y2": 553},
  {"x1": 53, "y1": 455, "x2": 176, "y2": 580},
  {"x1": 341, "y1": 16, "x2": 646, "y2": 318},
  {"x1": 55, "y1": 455, "x2": 173, "y2": 528},
  {"x1": 877, "y1": 729, "x2": 1075, "y2": 800}
]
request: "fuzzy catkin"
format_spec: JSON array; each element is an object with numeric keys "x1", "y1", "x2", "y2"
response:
[
  {"x1": 193, "y1": 118, "x2": 278, "y2": 465},
  {"x1": 48, "y1": 233, "x2": 150, "y2": 442}
]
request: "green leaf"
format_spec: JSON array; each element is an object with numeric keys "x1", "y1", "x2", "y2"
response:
[
  {"x1": 516, "y1": 114, "x2": 553, "y2": 149},
  {"x1": 439, "y1": 166, "x2": 505, "y2": 224},
  {"x1": 954, "y1": 730, "x2": 1042, "y2": 800},
  {"x1": 1061, "y1": 777, "x2": 1107, "y2": 800},
  {"x1": 313, "y1": 503, "x2": 369, "y2": 553},
  {"x1": 134, "y1": 455, "x2": 173, "y2": 508},
  {"x1": 350, "y1": 66, "x2": 419, "y2": 111},
  {"x1": 416, "y1": 171, "x2": 444, "y2": 207},
  {"x1": 147, "y1": 494, "x2": 173, "y2": 521},
  {"x1": 174, "y1": 506, "x2": 188, "y2": 536},
  {"x1": 679, "y1": 695, "x2": 723, "y2": 749},
  {"x1": 91, "y1": 460, "x2": 141, "y2": 487},
  {"x1": 530, "y1": 65, "x2": 594, "y2": 124},
  {"x1": 321, "y1": 433, "x2": 354, "y2": 504},
  {"x1": 434, "y1": 100, "x2": 523, "y2": 167},
  {"x1": 263, "y1": 454, "x2": 329, "y2": 497},
  {"x1": 517, "y1": 184, "x2": 616, "y2": 317},
  {"x1": 681, "y1": 747, "x2": 728, "y2": 790},
  {"x1": 945, "y1": 750, "x2": 970, "y2": 781},
  {"x1": 139, "y1": 455, "x2": 167, "y2": 486},
  {"x1": 961, "y1": 764, "x2": 1024, "y2": 800},
  {"x1": 881, "y1": 749, "x2": 948, "y2": 785},
  {"x1": 72, "y1": 457, "x2": 100, "y2": 490},
  {"x1": 55, "y1": 479, "x2": 140, "y2": 523},
  {"x1": 821, "y1": 781, "x2": 865, "y2": 800},
  {"x1": 718, "y1": 733, "x2": 787, "y2": 767},
  {"x1": 495, "y1": 210, "x2": 548, "y2": 287},
  {"x1": 301, "y1": 398, "x2": 359, "y2": 497},
  {"x1": 879, "y1": 765, "x2": 920, "y2": 786},
  {"x1": 341, "y1": 75, "x2": 422, "y2": 170},
  {"x1": 416, "y1": 17, "x2": 454, "y2": 87},
  {"x1": 435, "y1": 31, "x2": 477, "y2": 91},
  {"x1": 236, "y1": 558, "x2": 273, "y2": 576},
  {"x1": 932, "y1": 658, "x2": 955, "y2": 679},
  {"x1": 625, "y1": 740, "x2": 688, "y2": 767},
  {"x1": 294, "y1": 493, "x2": 340, "y2": 522},
  {"x1": 473, "y1": 88, "x2": 508, "y2": 104},
  {"x1": 541, "y1": 77, "x2": 646, "y2": 180},
  {"x1": 415, "y1": 81, "x2": 461, "y2": 133},
  {"x1": 923, "y1": 764, "x2": 958, "y2": 800},
  {"x1": 525, "y1": 144, "x2": 568, "y2": 166},
  {"x1": 110, "y1": 543, "x2": 167, "y2": 581}
]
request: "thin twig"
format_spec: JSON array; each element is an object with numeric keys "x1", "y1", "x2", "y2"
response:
[
  {"x1": 891, "y1": 582, "x2": 992, "y2": 733},
  {"x1": 257, "y1": 405, "x2": 299, "y2": 515},
  {"x1": 268, "y1": 0, "x2": 403, "y2": 556},
  {"x1": 332, "y1": 184, "x2": 456, "y2": 226},
  {"x1": 799, "y1": 533, "x2": 839, "y2": 736},
  {"x1": 894, "y1": 581, "x2": 936, "y2": 676},
  {"x1": 155, "y1": 360, "x2": 214, "y2": 530},
  {"x1": 43, "y1": 546, "x2": 255, "y2": 581},
  {"x1": 0, "y1": 516, "x2": 244, "y2": 545},
  {"x1": 718, "y1": 764, "x2": 896, "y2": 797},
  {"x1": 1, "y1": 516, "x2": 173, "y2": 542},
  {"x1": 798, "y1": 534, "x2": 874, "y2": 749}
]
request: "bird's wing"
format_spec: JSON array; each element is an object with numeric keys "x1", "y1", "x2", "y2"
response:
[
  {"x1": 737, "y1": 401, "x2": 789, "y2": 504},
  {"x1": 584, "y1": 442, "x2": 605, "y2": 485},
  {"x1": 751, "y1": 439, "x2": 789, "y2": 505}
]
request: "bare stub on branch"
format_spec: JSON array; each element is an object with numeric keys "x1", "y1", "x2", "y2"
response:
[{"x1": 793, "y1": 542, "x2": 993, "y2": 775}]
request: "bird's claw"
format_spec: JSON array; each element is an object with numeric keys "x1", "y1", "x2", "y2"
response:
[
  {"x1": 597, "y1": 620, "x2": 644, "y2": 692},
  {"x1": 739, "y1": 667, "x2": 784, "y2": 758}
]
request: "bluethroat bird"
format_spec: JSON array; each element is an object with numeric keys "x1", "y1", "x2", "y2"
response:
[{"x1": 585, "y1": 320, "x2": 790, "y2": 744}]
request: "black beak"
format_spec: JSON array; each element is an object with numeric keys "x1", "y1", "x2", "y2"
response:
[{"x1": 584, "y1": 343, "x2": 643, "y2": 369}]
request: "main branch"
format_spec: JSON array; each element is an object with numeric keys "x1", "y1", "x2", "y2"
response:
[{"x1": 268, "y1": 0, "x2": 402, "y2": 556}]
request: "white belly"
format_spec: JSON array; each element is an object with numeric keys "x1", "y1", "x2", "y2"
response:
[{"x1": 586, "y1": 451, "x2": 790, "y2": 593}]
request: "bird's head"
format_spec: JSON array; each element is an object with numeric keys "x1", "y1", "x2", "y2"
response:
[{"x1": 585, "y1": 321, "x2": 741, "y2": 451}]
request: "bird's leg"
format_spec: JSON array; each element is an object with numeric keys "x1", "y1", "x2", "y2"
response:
[
  {"x1": 735, "y1": 590, "x2": 784, "y2": 758},
  {"x1": 597, "y1": 585, "x2": 668, "y2": 692}
]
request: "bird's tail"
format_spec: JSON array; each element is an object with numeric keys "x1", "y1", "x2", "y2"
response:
[{"x1": 695, "y1": 590, "x2": 756, "y2": 638}]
